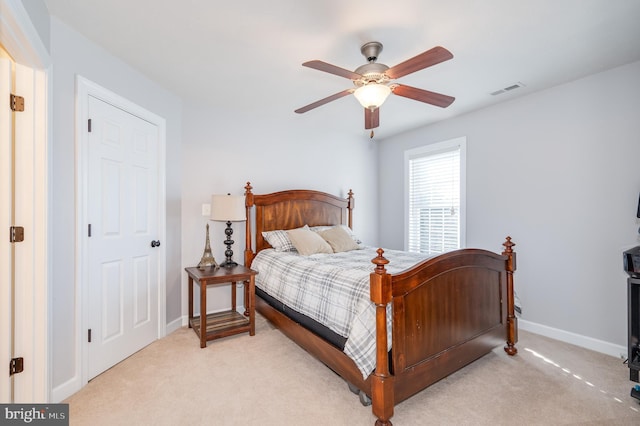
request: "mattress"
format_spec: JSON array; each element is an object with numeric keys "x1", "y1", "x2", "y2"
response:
[{"x1": 251, "y1": 247, "x2": 430, "y2": 377}]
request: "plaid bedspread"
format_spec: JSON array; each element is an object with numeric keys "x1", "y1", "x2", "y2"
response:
[{"x1": 252, "y1": 247, "x2": 430, "y2": 378}]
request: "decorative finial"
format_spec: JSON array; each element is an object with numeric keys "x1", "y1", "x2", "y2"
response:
[
  {"x1": 371, "y1": 248, "x2": 389, "y2": 274},
  {"x1": 502, "y1": 236, "x2": 515, "y2": 254}
]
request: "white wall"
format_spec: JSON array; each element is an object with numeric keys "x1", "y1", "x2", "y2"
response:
[
  {"x1": 49, "y1": 18, "x2": 182, "y2": 399},
  {"x1": 378, "y1": 60, "x2": 640, "y2": 356},
  {"x1": 180, "y1": 99, "x2": 379, "y2": 317}
]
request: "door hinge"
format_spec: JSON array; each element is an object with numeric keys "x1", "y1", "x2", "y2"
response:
[
  {"x1": 9, "y1": 226, "x2": 24, "y2": 243},
  {"x1": 10, "y1": 94, "x2": 25, "y2": 112},
  {"x1": 9, "y1": 357, "x2": 24, "y2": 376},
  {"x1": 88, "y1": 329, "x2": 92, "y2": 343},
  {"x1": 88, "y1": 118, "x2": 92, "y2": 132}
]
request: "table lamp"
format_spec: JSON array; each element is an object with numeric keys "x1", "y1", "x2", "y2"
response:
[{"x1": 210, "y1": 193, "x2": 246, "y2": 267}]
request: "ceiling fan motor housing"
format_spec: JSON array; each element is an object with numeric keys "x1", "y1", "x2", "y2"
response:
[
  {"x1": 355, "y1": 42, "x2": 390, "y2": 87},
  {"x1": 360, "y1": 41, "x2": 383, "y2": 62},
  {"x1": 353, "y1": 62, "x2": 390, "y2": 87}
]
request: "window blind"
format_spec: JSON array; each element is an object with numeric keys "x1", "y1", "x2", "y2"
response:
[{"x1": 408, "y1": 146, "x2": 461, "y2": 255}]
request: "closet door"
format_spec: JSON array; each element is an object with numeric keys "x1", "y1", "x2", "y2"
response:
[{"x1": 86, "y1": 95, "x2": 160, "y2": 380}]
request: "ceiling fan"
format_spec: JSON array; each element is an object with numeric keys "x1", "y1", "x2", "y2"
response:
[{"x1": 295, "y1": 41, "x2": 455, "y2": 131}]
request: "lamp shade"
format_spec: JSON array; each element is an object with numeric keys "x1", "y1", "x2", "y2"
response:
[
  {"x1": 354, "y1": 83, "x2": 391, "y2": 110},
  {"x1": 210, "y1": 194, "x2": 245, "y2": 222}
]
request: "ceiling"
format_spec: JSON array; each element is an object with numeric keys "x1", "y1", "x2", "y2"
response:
[{"x1": 43, "y1": 0, "x2": 640, "y2": 139}]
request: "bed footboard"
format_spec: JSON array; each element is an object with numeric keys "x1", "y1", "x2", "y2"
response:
[{"x1": 369, "y1": 238, "x2": 517, "y2": 426}]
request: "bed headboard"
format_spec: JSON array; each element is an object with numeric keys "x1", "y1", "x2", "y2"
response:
[{"x1": 243, "y1": 182, "x2": 354, "y2": 266}]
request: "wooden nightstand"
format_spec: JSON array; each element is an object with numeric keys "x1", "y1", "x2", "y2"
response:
[{"x1": 185, "y1": 265, "x2": 258, "y2": 348}]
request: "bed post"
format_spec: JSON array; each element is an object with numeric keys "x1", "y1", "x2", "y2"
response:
[
  {"x1": 244, "y1": 182, "x2": 255, "y2": 267},
  {"x1": 502, "y1": 236, "x2": 518, "y2": 355},
  {"x1": 347, "y1": 189, "x2": 354, "y2": 229},
  {"x1": 370, "y1": 249, "x2": 394, "y2": 426}
]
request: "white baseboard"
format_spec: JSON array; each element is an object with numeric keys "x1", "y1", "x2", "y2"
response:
[
  {"x1": 50, "y1": 375, "x2": 81, "y2": 403},
  {"x1": 165, "y1": 316, "x2": 184, "y2": 335},
  {"x1": 518, "y1": 319, "x2": 626, "y2": 359}
]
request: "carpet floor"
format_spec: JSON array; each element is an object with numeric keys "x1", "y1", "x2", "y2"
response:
[{"x1": 65, "y1": 314, "x2": 640, "y2": 425}]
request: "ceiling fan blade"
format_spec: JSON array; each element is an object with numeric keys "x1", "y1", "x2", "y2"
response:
[
  {"x1": 365, "y1": 107, "x2": 379, "y2": 129},
  {"x1": 392, "y1": 84, "x2": 455, "y2": 108},
  {"x1": 385, "y1": 46, "x2": 453, "y2": 79},
  {"x1": 295, "y1": 89, "x2": 354, "y2": 114},
  {"x1": 302, "y1": 60, "x2": 363, "y2": 80}
]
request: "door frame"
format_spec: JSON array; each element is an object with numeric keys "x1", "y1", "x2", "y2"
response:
[
  {"x1": 0, "y1": 0, "x2": 50, "y2": 402},
  {"x1": 76, "y1": 76, "x2": 167, "y2": 386}
]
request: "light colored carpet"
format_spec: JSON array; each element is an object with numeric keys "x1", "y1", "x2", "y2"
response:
[{"x1": 65, "y1": 314, "x2": 640, "y2": 425}]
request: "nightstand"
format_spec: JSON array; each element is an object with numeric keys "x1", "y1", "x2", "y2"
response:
[{"x1": 185, "y1": 265, "x2": 258, "y2": 348}]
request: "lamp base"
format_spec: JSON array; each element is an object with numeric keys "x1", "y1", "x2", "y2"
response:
[
  {"x1": 219, "y1": 260, "x2": 238, "y2": 268},
  {"x1": 221, "y1": 221, "x2": 238, "y2": 268}
]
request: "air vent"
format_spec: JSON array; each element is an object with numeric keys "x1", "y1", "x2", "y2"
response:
[{"x1": 490, "y1": 82, "x2": 526, "y2": 96}]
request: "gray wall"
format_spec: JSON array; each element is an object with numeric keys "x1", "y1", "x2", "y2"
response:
[
  {"x1": 180, "y1": 99, "x2": 379, "y2": 317},
  {"x1": 49, "y1": 17, "x2": 183, "y2": 397},
  {"x1": 21, "y1": 0, "x2": 50, "y2": 53},
  {"x1": 378, "y1": 60, "x2": 640, "y2": 353}
]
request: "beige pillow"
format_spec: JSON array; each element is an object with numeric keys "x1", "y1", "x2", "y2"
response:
[
  {"x1": 286, "y1": 227, "x2": 333, "y2": 256},
  {"x1": 318, "y1": 226, "x2": 361, "y2": 253}
]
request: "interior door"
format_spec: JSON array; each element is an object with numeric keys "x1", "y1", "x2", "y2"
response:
[
  {"x1": 0, "y1": 54, "x2": 14, "y2": 402},
  {"x1": 0, "y1": 51, "x2": 47, "y2": 403},
  {"x1": 87, "y1": 95, "x2": 160, "y2": 379}
]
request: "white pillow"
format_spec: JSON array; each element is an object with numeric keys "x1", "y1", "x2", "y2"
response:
[
  {"x1": 310, "y1": 224, "x2": 363, "y2": 246},
  {"x1": 318, "y1": 226, "x2": 361, "y2": 253},
  {"x1": 286, "y1": 227, "x2": 333, "y2": 256},
  {"x1": 262, "y1": 225, "x2": 308, "y2": 251}
]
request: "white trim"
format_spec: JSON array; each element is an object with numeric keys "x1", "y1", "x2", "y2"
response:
[
  {"x1": 75, "y1": 76, "x2": 167, "y2": 389},
  {"x1": 50, "y1": 376, "x2": 78, "y2": 405},
  {"x1": 403, "y1": 137, "x2": 467, "y2": 251},
  {"x1": 519, "y1": 319, "x2": 626, "y2": 359},
  {"x1": 166, "y1": 316, "x2": 184, "y2": 335},
  {"x1": 0, "y1": 0, "x2": 50, "y2": 68}
]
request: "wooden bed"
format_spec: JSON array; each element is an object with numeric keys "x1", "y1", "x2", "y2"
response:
[{"x1": 243, "y1": 182, "x2": 518, "y2": 426}]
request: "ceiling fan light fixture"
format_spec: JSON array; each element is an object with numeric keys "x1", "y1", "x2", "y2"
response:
[{"x1": 354, "y1": 83, "x2": 391, "y2": 110}]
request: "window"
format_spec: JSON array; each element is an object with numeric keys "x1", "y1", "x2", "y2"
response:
[{"x1": 405, "y1": 137, "x2": 466, "y2": 255}]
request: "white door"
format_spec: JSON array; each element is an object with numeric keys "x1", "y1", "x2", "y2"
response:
[
  {"x1": 0, "y1": 52, "x2": 48, "y2": 402},
  {"x1": 0, "y1": 54, "x2": 14, "y2": 402},
  {"x1": 87, "y1": 95, "x2": 160, "y2": 379}
]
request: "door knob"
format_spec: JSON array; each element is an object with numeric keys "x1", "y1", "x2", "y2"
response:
[{"x1": 151, "y1": 240, "x2": 161, "y2": 248}]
